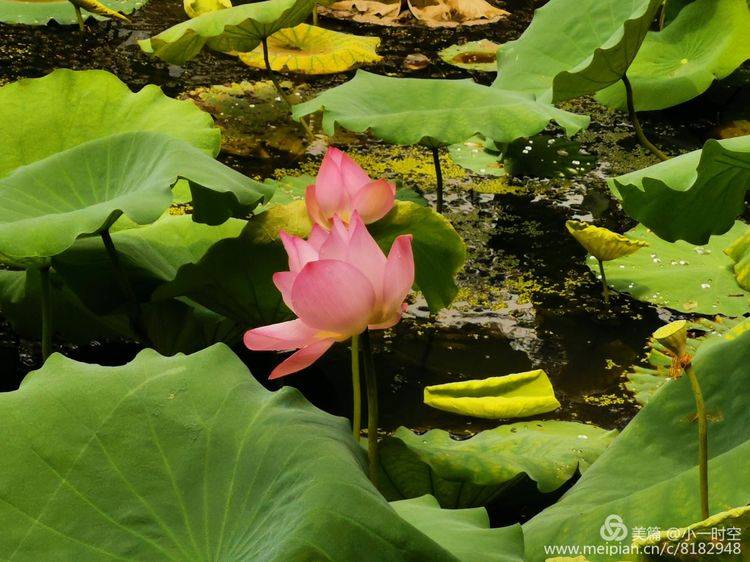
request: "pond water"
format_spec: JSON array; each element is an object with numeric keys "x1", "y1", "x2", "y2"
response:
[{"x1": 0, "y1": 0, "x2": 740, "y2": 438}]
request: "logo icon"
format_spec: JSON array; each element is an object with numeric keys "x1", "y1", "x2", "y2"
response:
[{"x1": 600, "y1": 514, "x2": 628, "y2": 542}]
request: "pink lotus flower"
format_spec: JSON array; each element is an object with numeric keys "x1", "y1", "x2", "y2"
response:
[
  {"x1": 306, "y1": 147, "x2": 396, "y2": 229},
  {"x1": 244, "y1": 213, "x2": 414, "y2": 379}
]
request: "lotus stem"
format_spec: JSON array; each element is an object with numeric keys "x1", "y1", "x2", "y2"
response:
[
  {"x1": 74, "y1": 5, "x2": 85, "y2": 32},
  {"x1": 260, "y1": 37, "x2": 315, "y2": 142},
  {"x1": 101, "y1": 229, "x2": 147, "y2": 343},
  {"x1": 686, "y1": 366, "x2": 709, "y2": 520},
  {"x1": 39, "y1": 266, "x2": 52, "y2": 361},
  {"x1": 351, "y1": 333, "x2": 362, "y2": 439},
  {"x1": 659, "y1": 0, "x2": 668, "y2": 29},
  {"x1": 312, "y1": 3, "x2": 318, "y2": 26},
  {"x1": 431, "y1": 146, "x2": 444, "y2": 213},
  {"x1": 361, "y1": 329, "x2": 379, "y2": 487},
  {"x1": 622, "y1": 75, "x2": 668, "y2": 162},
  {"x1": 597, "y1": 258, "x2": 610, "y2": 305}
]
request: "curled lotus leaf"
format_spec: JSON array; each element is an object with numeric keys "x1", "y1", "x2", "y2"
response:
[
  {"x1": 139, "y1": 0, "x2": 316, "y2": 65},
  {"x1": 0, "y1": 131, "x2": 271, "y2": 261},
  {"x1": 0, "y1": 0, "x2": 146, "y2": 25},
  {"x1": 406, "y1": 0, "x2": 507, "y2": 28},
  {"x1": 379, "y1": 422, "x2": 617, "y2": 508},
  {"x1": 184, "y1": 0, "x2": 231, "y2": 18},
  {"x1": 724, "y1": 229, "x2": 750, "y2": 291},
  {"x1": 0, "y1": 344, "x2": 463, "y2": 560},
  {"x1": 0, "y1": 69, "x2": 220, "y2": 178},
  {"x1": 609, "y1": 135, "x2": 750, "y2": 245},
  {"x1": 493, "y1": 0, "x2": 663, "y2": 102},
  {"x1": 320, "y1": 0, "x2": 402, "y2": 26},
  {"x1": 439, "y1": 40, "x2": 500, "y2": 71},
  {"x1": 293, "y1": 70, "x2": 590, "y2": 147},
  {"x1": 566, "y1": 220, "x2": 648, "y2": 262},
  {"x1": 390, "y1": 495, "x2": 525, "y2": 562},
  {"x1": 523, "y1": 320, "x2": 750, "y2": 560},
  {"x1": 591, "y1": 221, "x2": 750, "y2": 317},
  {"x1": 423, "y1": 370, "x2": 561, "y2": 419},
  {"x1": 238, "y1": 24, "x2": 381, "y2": 75},
  {"x1": 596, "y1": 0, "x2": 750, "y2": 111}
]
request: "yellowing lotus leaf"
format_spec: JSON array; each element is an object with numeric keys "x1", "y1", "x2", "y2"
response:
[
  {"x1": 184, "y1": 0, "x2": 231, "y2": 18},
  {"x1": 238, "y1": 23, "x2": 381, "y2": 75},
  {"x1": 566, "y1": 220, "x2": 648, "y2": 262},
  {"x1": 423, "y1": 369, "x2": 561, "y2": 419},
  {"x1": 724, "y1": 229, "x2": 750, "y2": 291},
  {"x1": 407, "y1": 0, "x2": 508, "y2": 27},
  {"x1": 439, "y1": 39, "x2": 500, "y2": 71}
]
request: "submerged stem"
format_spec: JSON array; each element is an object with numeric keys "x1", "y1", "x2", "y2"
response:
[
  {"x1": 351, "y1": 334, "x2": 361, "y2": 440},
  {"x1": 686, "y1": 366, "x2": 709, "y2": 520},
  {"x1": 39, "y1": 266, "x2": 52, "y2": 361},
  {"x1": 261, "y1": 37, "x2": 315, "y2": 141},
  {"x1": 361, "y1": 330, "x2": 379, "y2": 487},
  {"x1": 597, "y1": 259, "x2": 610, "y2": 305},
  {"x1": 101, "y1": 229, "x2": 147, "y2": 343},
  {"x1": 431, "y1": 146, "x2": 444, "y2": 214},
  {"x1": 622, "y1": 75, "x2": 668, "y2": 162}
]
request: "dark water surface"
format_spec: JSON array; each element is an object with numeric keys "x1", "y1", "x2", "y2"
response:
[{"x1": 0, "y1": 0, "x2": 742, "y2": 437}]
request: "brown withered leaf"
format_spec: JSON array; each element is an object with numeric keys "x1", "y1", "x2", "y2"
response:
[{"x1": 407, "y1": 0, "x2": 508, "y2": 26}]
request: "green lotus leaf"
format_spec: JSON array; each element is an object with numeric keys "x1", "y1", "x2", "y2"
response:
[
  {"x1": 438, "y1": 39, "x2": 500, "y2": 71},
  {"x1": 610, "y1": 135, "x2": 750, "y2": 245},
  {"x1": 596, "y1": 0, "x2": 750, "y2": 111},
  {"x1": 448, "y1": 136, "x2": 506, "y2": 177},
  {"x1": 593, "y1": 221, "x2": 750, "y2": 316},
  {"x1": 423, "y1": 370, "x2": 561, "y2": 419},
  {"x1": 0, "y1": 344, "x2": 462, "y2": 560},
  {"x1": 238, "y1": 23, "x2": 381, "y2": 75},
  {"x1": 0, "y1": 69, "x2": 219, "y2": 178},
  {"x1": 724, "y1": 229, "x2": 750, "y2": 291},
  {"x1": 632, "y1": 505, "x2": 750, "y2": 550},
  {"x1": 0, "y1": 131, "x2": 271, "y2": 262},
  {"x1": 158, "y1": 200, "x2": 466, "y2": 321},
  {"x1": 51, "y1": 215, "x2": 247, "y2": 314},
  {"x1": 493, "y1": 0, "x2": 663, "y2": 102},
  {"x1": 139, "y1": 0, "x2": 316, "y2": 65},
  {"x1": 390, "y1": 495, "x2": 525, "y2": 562},
  {"x1": 0, "y1": 0, "x2": 146, "y2": 25},
  {"x1": 379, "y1": 422, "x2": 617, "y2": 508},
  {"x1": 292, "y1": 70, "x2": 590, "y2": 147},
  {"x1": 523, "y1": 320, "x2": 750, "y2": 561}
]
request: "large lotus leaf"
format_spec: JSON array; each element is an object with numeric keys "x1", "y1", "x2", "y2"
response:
[
  {"x1": 51, "y1": 215, "x2": 247, "y2": 315},
  {"x1": 390, "y1": 495, "x2": 525, "y2": 562},
  {"x1": 0, "y1": 0, "x2": 146, "y2": 25},
  {"x1": 609, "y1": 135, "x2": 750, "y2": 245},
  {"x1": 596, "y1": 0, "x2": 750, "y2": 111},
  {"x1": 423, "y1": 370, "x2": 561, "y2": 419},
  {"x1": 292, "y1": 70, "x2": 590, "y2": 147},
  {"x1": 0, "y1": 132, "x2": 272, "y2": 262},
  {"x1": 0, "y1": 344, "x2": 462, "y2": 560},
  {"x1": 0, "y1": 69, "x2": 219, "y2": 178},
  {"x1": 625, "y1": 318, "x2": 739, "y2": 406},
  {"x1": 238, "y1": 23, "x2": 381, "y2": 75},
  {"x1": 139, "y1": 0, "x2": 316, "y2": 65},
  {"x1": 379, "y1": 422, "x2": 617, "y2": 508},
  {"x1": 160, "y1": 200, "x2": 465, "y2": 320},
  {"x1": 493, "y1": 0, "x2": 662, "y2": 103},
  {"x1": 594, "y1": 222, "x2": 750, "y2": 316},
  {"x1": 522, "y1": 320, "x2": 750, "y2": 561}
]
